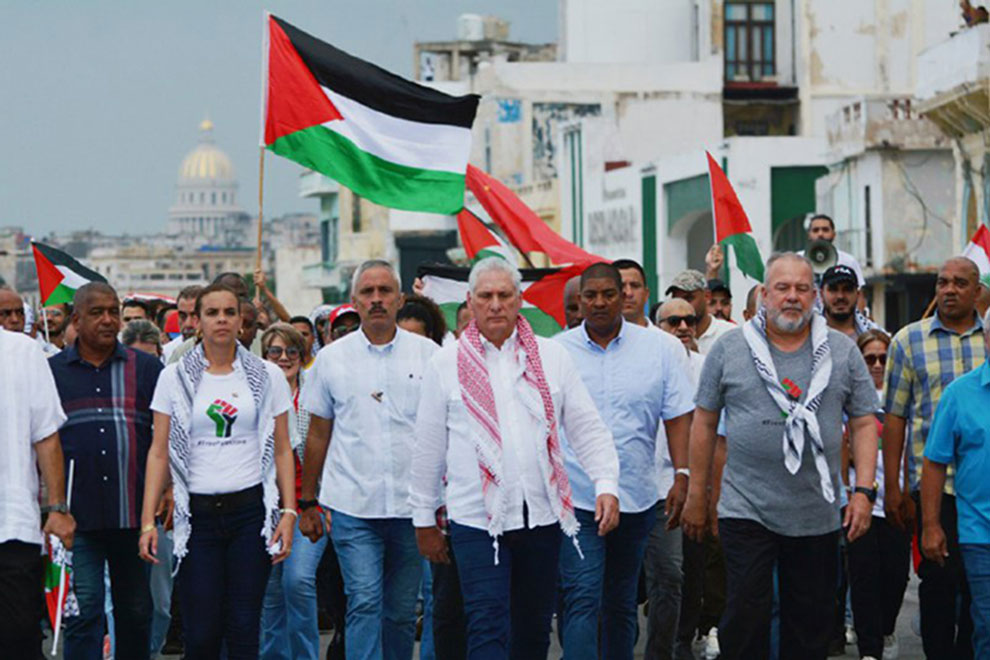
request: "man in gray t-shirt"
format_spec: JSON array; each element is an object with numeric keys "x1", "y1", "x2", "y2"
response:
[{"x1": 682, "y1": 253, "x2": 879, "y2": 660}]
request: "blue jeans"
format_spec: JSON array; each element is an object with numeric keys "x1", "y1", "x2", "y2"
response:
[
  {"x1": 961, "y1": 543, "x2": 990, "y2": 659},
  {"x1": 420, "y1": 559, "x2": 436, "y2": 660},
  {"x1": 178, "y1": 499, "x2": 272, "y2": 660},
  {"x1": 330, "y1": 510, "x2": 422, "y2": 660},
  {"x1": 261, "y1": 523, "x2": 328, "y2": 660},
  {"x1": 149, "y1": 523, "x2": 174, "y2": 656},
  {"x1": 559, "y1": 506, "x2": 655, "y2": 660},
  {"x1": 449, "y1": 521, "x2": 561, "y2": 660},
  {"x1": 64, "y1": 528, "x2": 151, "y2": 660}
]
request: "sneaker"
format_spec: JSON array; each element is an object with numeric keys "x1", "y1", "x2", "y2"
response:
[
  {"x1": 103, "y1": 634, "x2": 112, "y2": 660},
  {"x1": 845, "y1": 624, "x2": 858, "y2": 645},
  {"x1": 883, "y1": 633, "x2": 899, "y2": 659},
  {"x1": 861, "y1": 656, "x2": 879, "y2": 660},
  {"x1": 704, "y1": 627, "x2": 720, "y2": 660}
]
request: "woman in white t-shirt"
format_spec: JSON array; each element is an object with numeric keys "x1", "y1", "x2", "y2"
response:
[
  {"x1": 844, "y1": 329, "x2": 911, "y2": 660},
  {"x1": 138, "y1": 284, "x2": 297, "y2": 659}
]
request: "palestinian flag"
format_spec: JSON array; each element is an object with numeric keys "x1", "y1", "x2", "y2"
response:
[
  {"x1": 44, "y1": 535, "x2": 79, "y2": 629},
  {"x1": 962, "y1": 224, "x2": 990, "y2": 286},
  {"x1": 707, "y1": 152, "x2": 764, "y2": 282},
  {"x1": 32, "y1": 242, "x2": 106, "y2": 306},
  {"x1": 418, "y1": 264, "x2": 564, "y2": 337},
  {"x1": 457, "y1": 209, "x2": 514, "y2": 262},
  {"x1": 262, "y1": 14, "x2": 479, "y2": 214}
]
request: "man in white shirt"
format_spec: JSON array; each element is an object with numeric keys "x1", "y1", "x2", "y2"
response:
[
  {"x1": 161, "y1": 286, "x2": 201, "y2": 363},
  {"x1": 799, "y1": 214, "x2": 866, "y2": 287},
  {"x1": 299, "y1": 259, "x2": 438, "y2": 660},
  {"x1": 666, "y1": 270, "x2": 734, "y2": 355},
  {"x1": 410, "y1": 257, "x2": 620, "y2": 658},
  {"x1": 613, "y1": 259, "x2": 652, "y2": 327},
  {"x1": 0, "y1": 328, "x2": 76, "y2": 657},
  {"x1": 556, "y1": 263, "x2": 694, "y2": 660}
]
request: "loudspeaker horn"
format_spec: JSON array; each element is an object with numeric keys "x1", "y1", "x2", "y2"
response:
[{"x1": 806, "y1": 239, "x2": 838, "y2": 275}]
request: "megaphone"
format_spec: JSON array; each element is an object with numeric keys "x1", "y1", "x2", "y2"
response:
[{"x1": 806, "y1": 239, "x2": 838, "y2": 275}]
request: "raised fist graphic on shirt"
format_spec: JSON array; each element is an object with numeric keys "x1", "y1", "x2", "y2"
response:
[{"x1": 206, "y1": 399, "x2": 239, "y2": 438}]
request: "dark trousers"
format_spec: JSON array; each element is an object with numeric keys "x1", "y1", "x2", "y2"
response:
[
  {"x1": 178, "y1": 498, "x2": 271, "y2": 660},
  {"x1": 449, "y1": 521, "x2": 561, "y2": 660},
  {"x1": 316, "y1": 536, "x2": 346, "y2": 660},
  {"x1": 0, "y1": 541, "x2": 43, "y2": 658},
  {"x1": 433, "y1": 537, "x2": 468, "y2": 660},
  {"x1": 718, "y1": 518, "x2": 839, "y2": 660},
  {"x1": 847, "y1": 515, "x2": 910, "y2": 658},
  {"x1": 677, "y1": 531, "x2": 727, "y2": 654},
  {"x1": 914, "y1": 491, "x2": 974, "y2": 659},
  {"x1": 64, "y1": 528, "x2": 152, "y2": 660}
]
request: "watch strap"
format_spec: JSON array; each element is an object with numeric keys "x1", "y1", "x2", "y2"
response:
[
  {"x1": 854, "y1": 486, "x2": 877, "y2": 503},
  {"x1": 42, "y1": 503, "x2": 69, "y2": 514},
  {"x1": 297, "y1": 498, "x2": 319, "y2": 511}
]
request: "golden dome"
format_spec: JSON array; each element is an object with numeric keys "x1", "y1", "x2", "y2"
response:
[{"x1": 178, "y1": 120, "x2": 235, "y2": 182}]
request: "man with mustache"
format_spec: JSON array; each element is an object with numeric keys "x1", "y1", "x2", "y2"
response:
[
  {"x1": 666, "y1": 270, "x2": 734, "y2": 355},
  {"x1": 883, "y1": 256, "x2": 986, "y2": 659},
  {"x1": 820, "y1": 265, "x2": 882, "y2": 339},
  {"x1": 682, "y1": 252, "x2": 879, "y2": 660},
  {"x1": 299, "y1": 260, "x2": 439, "y2": 660}
]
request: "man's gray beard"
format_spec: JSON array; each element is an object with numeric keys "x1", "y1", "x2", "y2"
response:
[{"x1": 769, "y1": 307, "x2": 813, "y2": 333}]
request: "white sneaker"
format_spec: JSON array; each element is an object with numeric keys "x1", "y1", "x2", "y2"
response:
[
  {"x1": 845, "y1": 624, "x2": 858, "y2": 645},
  {"x1": 861, "y1": 656, "x2": 879, "y2": 660},
  {"x1": 704, "y1": 627, "x2": 720, "y2": 660},
  {"x1": 883, "y1": 633, "x2": 899, "y2": 659}
]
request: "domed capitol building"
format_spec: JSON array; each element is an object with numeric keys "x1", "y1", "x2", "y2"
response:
[{"x1": 167, "y1": 119, "x2": 251, "y2": 246}]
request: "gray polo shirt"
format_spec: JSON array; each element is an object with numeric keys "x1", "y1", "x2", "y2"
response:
[{"x1": 696, "y1": 327, "x2": 877, "y2": 536}]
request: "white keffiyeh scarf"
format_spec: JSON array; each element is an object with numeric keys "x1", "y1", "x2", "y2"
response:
[{"x1": 742, "y1": 307, "x2": 836, "y2": 503}]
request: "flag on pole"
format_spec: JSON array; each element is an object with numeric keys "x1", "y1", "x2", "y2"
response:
[
  {"x1": 32, "y1": 242, "x2": 107, "y2": 307},
  {"x1": 262, "y1": 14, "x2": 479, "y2": 214},
  {"x1": 962, "y1": 224, "x2": 990, "y2": 286},
  {"x1": 706, "y1": 152, "x2": 764, "y2": 282},
  {"x1": 418, "y1": 264, "x2": 565, "y2": 336},
  {"x1": 44, "y1": 536, "x2": 79, "y2": 628},
  {"x1": 457, "y1": 209, "x2": 514, "y2": 262}
]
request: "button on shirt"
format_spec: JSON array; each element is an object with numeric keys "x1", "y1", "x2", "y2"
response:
[
  {"x1": 924, "y1": 362, "x2": 990, "y2": 544},
  {"x1": 0, "y1": 329, "x2": 67, "y2": 545},
  {"x1": 556, "y1": 321, "x2": 695, "y2": 513},
  {"x1": 48, "y1": 343, "x2": 162, "y2": 531},
  {"x1": 301, "y1": 328, "x2": 438, "y2": 519},
  {"x1": 884, "y1": 313, "x2": 985, "y2": 494},
  {"x1": 410, "y1": 332, "x2": 620, "y2": 532}
]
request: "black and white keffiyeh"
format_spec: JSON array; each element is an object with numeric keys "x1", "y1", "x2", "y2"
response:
[
  {"x1": 742, "y1": 306, "x2": 836, "y2": 503},
  {"x1": 169, "y1": 343, "x2": 280, "y2": 573}
]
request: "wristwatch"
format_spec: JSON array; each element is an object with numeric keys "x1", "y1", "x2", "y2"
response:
[
  {"x1": 42, "y1": 502, "x2": 69, "y2": 514},
  {"x1": 297, "y1": 498, "x2": 319, "y2": 511},
  {"x1": 854, "y1": 486, "x2": 877, "y2": 503}
]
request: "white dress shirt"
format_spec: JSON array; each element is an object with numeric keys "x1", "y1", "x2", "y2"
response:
[
  {"x1": 697, "y1": 316, "x2": 735, "y2": 355},
  {"x1": 409, "y1": 331, "x2": 619, "y2": 532},
  {"x1": 301, "y1": 327, "x2": 438, "y2": 519},
  {"x1": 0, "y1": 328, "x2": 67, "y2": 545}
]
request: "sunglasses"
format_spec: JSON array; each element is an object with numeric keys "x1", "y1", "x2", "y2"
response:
[
  {"x1": 266, "y1": 346, "x2": 301, "y2": 360},
  {"x1": 863, "y1": 354, "x2": 887, "y2": 367},
  {"x1": 660, "y1": 314, "x2": 698, "y2": 327},
  {"x1": 331, "y1": 324, "x2": 358, "y2": 340}
]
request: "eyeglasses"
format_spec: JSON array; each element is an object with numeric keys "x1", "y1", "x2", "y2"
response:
[
  {"x1": 863, "y1": 354, "x2": 887, "y2": 367},
  {"x1": 0, "y1": 307, "x2": 25, "y2": 320},
  {"x1": 265, "y1": 345, "x2": 301, "y2": 360},
  {"x1": 660, "y1": 314, "x2": 698, "y2": 327},
  {"x1": 331, "y1": 324, "x2": 358, "y2": 340}
]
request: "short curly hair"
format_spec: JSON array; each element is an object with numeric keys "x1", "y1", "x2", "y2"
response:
[{"x1": 261, "y1": 322, "x2": 307, "y2": 359}]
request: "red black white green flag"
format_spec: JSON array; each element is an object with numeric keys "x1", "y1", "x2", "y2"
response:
[
  {"x1": 706, "y1": 152, "x2": 764, "y2": 282},
  {"x1": 457, "y1": 209, "x2": 515, "y2": 262},
  {"x1": 32, "y1": 242, "x2": 106, "y2": 307},
  {"x1": 262, "y1": 14, "x2": 479, "y2": 214}
]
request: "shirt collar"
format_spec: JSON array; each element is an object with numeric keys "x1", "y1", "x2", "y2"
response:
[
  {"x1": 359, "y1": 326, "x2": 399, "y2": 353},
  {"x1": 929, "y1": 311, "x2": 984, "y2": 337},
  {"x1": 981, "y1": 361, "x2": 990, "y2": 389},
  {"x1": 580, "y1": 317, "x2": 626, "y2": 350},
  {"x1": 65, "y1": 341, "x2": 128, "y2": 366},
  {"x1": 480, "y1": 327, "x2": 518, "y2": 353}
]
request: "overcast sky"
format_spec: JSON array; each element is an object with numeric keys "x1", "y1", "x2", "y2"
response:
[{"x1": 1, "y1": 1, "x2": 557, "y2": 236}]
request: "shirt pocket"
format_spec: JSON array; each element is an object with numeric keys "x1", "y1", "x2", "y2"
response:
[{"x1": 399, "y1": 369, "x2": 425, "y2": 419}]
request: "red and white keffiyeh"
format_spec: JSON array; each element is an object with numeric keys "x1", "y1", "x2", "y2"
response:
[{"x1": 457, "y1": 316, "x2": 579, "y2": 556}]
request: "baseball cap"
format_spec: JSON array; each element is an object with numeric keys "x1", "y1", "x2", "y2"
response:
[
  {"x1": 328, "y1": 304, "x2": 359, "y2": 328},
  {"x1": 707, "y1": 278, "x2": 731, "y2": 297},
  {"x1": 164, "y1": 309, "x2": 180, "y2": 339},
  {"x1": 821, "y1": 265, "x2": 858, "y2": 289},
  {"x1": 665, "y1": 269, "x2": 707, "y2": 295}
]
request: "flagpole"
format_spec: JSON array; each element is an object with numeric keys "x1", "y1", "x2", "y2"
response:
[
  {"x1": 42, "y1": 308, "x2": 50, "y2": 345},
  {"x1": 50, "y1": 458, "x2": 75, "y2": 657},
  {"x1": 256, "y1": 146, "x2": 265, "y2": 272}
]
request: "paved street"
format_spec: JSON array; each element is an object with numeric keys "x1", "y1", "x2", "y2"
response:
[{"x1": 45, "y1": 574, "x2": 925, "y2": 658}]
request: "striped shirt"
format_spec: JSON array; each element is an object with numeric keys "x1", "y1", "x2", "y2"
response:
[
  {"x1": 48, "y1": 342, "x2": 162, "y2": 531},
  {"x1": 884, "y1": 313, "x2": 985, "y2": 494}
]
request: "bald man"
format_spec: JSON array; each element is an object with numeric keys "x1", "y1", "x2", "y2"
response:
[
  {"x1": 563, "y1": 275, "x2": 583, "y2": 329},
  {"x1": 656, "y1": 299, "x2": 701, "y2": 360},
  {"x1": 0, "y1": 287, "x2": 26, "y2": 333}
]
